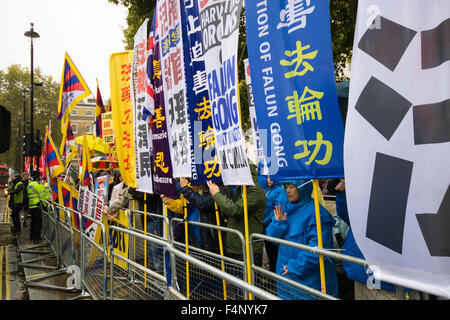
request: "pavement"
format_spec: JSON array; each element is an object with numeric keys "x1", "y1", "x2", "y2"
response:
[{"x1": 0, "y1": 195, "x2": 91, "y2": 300}]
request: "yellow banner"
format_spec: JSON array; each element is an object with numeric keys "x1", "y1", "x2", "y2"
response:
[{"x1": 109, "y1": 51, "x2": 137, "y2": 188}]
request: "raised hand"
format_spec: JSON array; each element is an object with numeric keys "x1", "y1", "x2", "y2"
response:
[{"x1": 273, "y1": 205, "x2": 287, "y2": 221}]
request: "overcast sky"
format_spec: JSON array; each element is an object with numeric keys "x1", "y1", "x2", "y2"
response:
[{"x1": 0, "y1": 0, "x2": 129, "y2": 101}]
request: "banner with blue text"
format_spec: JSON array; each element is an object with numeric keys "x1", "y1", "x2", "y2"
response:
[{"x1": 198, "y1": 0, "x2": 253, "y2": 186}]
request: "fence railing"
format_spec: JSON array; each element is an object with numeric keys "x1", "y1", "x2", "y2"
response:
[{"x1": 28, "y1": 200, "x2": 388, "y2": 300}]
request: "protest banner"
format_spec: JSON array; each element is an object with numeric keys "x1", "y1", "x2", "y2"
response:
[
  {"x1": 198, "y1": 0, "x2": 253, "y2": 186},
  {"x1": 131, "y1": 18, "x2": 154, "y2": 194},
  {"x1": 110, "y1": 51, "x2": 137, "y2": 188},
  {"x1": 346, "y1": 0, "x2": 450, "y2": 298},
  {"x1": 245, "y1": 0, "x2": 345, "y2": 180}
]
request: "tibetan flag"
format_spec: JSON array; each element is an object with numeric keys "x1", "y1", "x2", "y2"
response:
[
  {"x1": 45, "y1": 127, "x2": 65, "y2": 179},
  {"x1": 58, "y1": 180, "x2": 72, "y2": 221},
  {"x1": 79, "y1": 133, "x2": 92, "y2": 186},
  {"x1": 95, "y1": 79, "x2": 106, "y2": 137},
  {"x1": 70, "y1": 186, "x2": 80, "y2": 230},
  {"x1": 57, "y1": 52, "x2": 91, "y2": 129},
  {"x1": 52, "y1": 177, "x2": 58, "y2": 202}
]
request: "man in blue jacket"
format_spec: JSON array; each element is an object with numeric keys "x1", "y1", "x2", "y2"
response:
[{"x1": 266, "y1": 179, "x2": 338, "y2": 300}]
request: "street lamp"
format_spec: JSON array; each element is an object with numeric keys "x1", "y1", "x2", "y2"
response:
[{"x1": 24, "y1": 22, "x2": 39, "y2": 146}]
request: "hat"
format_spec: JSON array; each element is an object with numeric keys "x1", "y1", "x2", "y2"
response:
[{"x1": 31, "y1": 170, "x2": 40, "y2": 179}]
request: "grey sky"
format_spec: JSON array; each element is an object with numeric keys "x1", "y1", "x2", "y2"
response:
[{"x1": 0, "y1": 0, "x2": 129, "y2": 101}]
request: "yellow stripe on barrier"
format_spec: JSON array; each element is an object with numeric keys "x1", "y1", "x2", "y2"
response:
[
  {"x1": 183, "y1": 197, "x2": 190, "y2": 300},
  {"x1": 0, "y1": 246, "x2": 3, "y2": 300},
  {"x1": 214, "y1": 201, "x2": 227, "y2": 300},
  {"x1": 5, "y1": 246, "x2": 10, "y2": 300},
  {"x1": 313, "y1": 179, "x2": 327, "y2": 294},
  {"x1": 242, "y1": 186, "x2": 253, "y2": 300},
  {"x1": 144, "y1": 193, "x2": 147, "y2": 289}
]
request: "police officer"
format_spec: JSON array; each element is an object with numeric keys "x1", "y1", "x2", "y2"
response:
[
  {"x1": 43, "y1": 178, "x2": 51, "y2": 201},
  {"x1": 21, "y1": 172, "x2": 30, "y2": 228},
  {"x1": 8, "y1": 173, "x2": 24, "y2": 234},
  {"x1": 27, "y1": 171, "x2": 47, "y2": 243}
]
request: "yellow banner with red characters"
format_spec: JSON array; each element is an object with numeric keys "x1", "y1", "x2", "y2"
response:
[{"x1": 109, "y1": 51, "x2": 137, "y2": 188}]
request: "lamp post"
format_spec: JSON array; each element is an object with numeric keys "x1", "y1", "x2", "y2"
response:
[
  {"x1": 24, "y1": 23, "x2": 40, "y2": 173},
  {"x1": 24, "y1": 23, "x2": 39, "y2": 149}
]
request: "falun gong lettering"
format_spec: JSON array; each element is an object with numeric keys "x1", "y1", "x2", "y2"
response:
[
  {"x1": 245, "y1": 0, "x2": 344, "y2": 179},
  {"x1": 181, "y1": 0, "x2": 222, "y2": 185},
  {"x1": 198, "y1": 0, "x2": 253, "y2": 186}
]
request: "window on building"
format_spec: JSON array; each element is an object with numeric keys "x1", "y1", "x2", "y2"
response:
[
  {"x1": 86, "y1": 124, "x2": 93, "y2": 134},
  {"x1": 72, "y1": 124, "x2": 78, "y2": 133},
  {"x1": 85, "y1": 110, "x2": 93, "y2": 116},
  {"x1": 71, "y1": 109, "x2": 78, "y2": 116}
]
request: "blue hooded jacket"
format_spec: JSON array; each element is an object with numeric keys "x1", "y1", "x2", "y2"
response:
[
  {"x1": 266, "y1": 179, "x2": 339, "y2": 300},
  {"x1": 264, "y1": 181, "x2": 289, "y2": 229}
]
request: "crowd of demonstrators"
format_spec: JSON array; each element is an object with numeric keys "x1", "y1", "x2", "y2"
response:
[{"x1": 35, "y1": 156, "x2": 423, "y2": 301}]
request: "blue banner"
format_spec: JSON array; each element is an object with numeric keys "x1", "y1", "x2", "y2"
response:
[
  {"x1": 245, "y1": 0, "x2": 344, "y2": 179},
  {"x1": 181, "y1": 0, "x2": 222, "y2": 185}
]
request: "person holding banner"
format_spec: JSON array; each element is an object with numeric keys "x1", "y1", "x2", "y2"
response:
[
  {"x1": 267, "y1": 180, "x2": 338, "y2": 300},
  {"x1": 179, "y1": 177, "x2": 227, "y2": 254},
  {"x1": 207, "y1": 162, "x2": 266, "y2": 265}
]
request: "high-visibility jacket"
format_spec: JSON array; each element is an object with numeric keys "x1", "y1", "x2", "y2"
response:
[
  {"x1": 43, "y1": 182, "x2": 51, "y2": 201},
  {"x1": 28, "y1": 180, "x2": 46, "y2": 209},
  {"x1": 13, "y1": 181, "x2": 24, "y2": 205}
]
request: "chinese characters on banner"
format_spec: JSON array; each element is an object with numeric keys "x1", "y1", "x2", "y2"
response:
[
  {"x1": 101, "y1": 112, "x2": 114, "y2": 144},
  {"x1": 245, "y1": 0, "x2": 345, "y2": 180},
  {"x1": 158, "y1": 0, "x2": 193, "y2": 178},
  {"x1": 109, "y1": 51, "x2": 138, "y2": 188},
  {"x1": 197, "y1": 0, "x2": 254, "y2": 186},
  {"x1": 346, "y1": 0, "x2": 450, "y2": 297},
  {"x1": 181, "y1": 0, "x2": 221, "y2": 185},
  {"x1": 149, "y1": 17, "x2": 177, "y2": 198},
  {"x1": 130, "y1": 18, "x2": 154, "y2": 194}
]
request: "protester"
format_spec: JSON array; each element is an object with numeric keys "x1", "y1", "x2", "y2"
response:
[
  {"x1": 207, "y1": 161, "x2": 265, "y2": 265},
  {"x1": 179, "y1": 177, "x2": 227, "y2": 253},
  {"x1": 266, "y1": 179, "x2": 339, "y2": 300},
  {"x1": 263, "y1": 175, "x2": 289, "y2": 272}
]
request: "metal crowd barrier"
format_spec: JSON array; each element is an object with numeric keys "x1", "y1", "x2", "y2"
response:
[
  {"x1": 109, "y1": 225, "x2": 280, "y2": 300},
  {"x1": 33, "y1": 200, "x2": 390, "y2": 301},
  {"x1": 249, "y1": 233, "x2": 368, "y2": 300},
  {"x1": 169, "y1": 217, "x2": 249, "y2": 300}
]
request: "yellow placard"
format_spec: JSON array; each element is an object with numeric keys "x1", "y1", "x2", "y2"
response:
[
  {"x1": 101, "y1": 112, "x2": 114, "y2": 144},
  {"x1": 97, "y1": 209, "x2": 129, "y2": 271}
]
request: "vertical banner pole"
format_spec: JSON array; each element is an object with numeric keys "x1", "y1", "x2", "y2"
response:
[
  {"x1": 132, "y1": 200, "x2": 136, "y2": 263},
  {"x1": 242, "y1": 185, "x2": 253, "y2": 300},
  {"x1": 183, "y1": 197, "x2": 190, "y2": 299},
  {"x1": 214, "y1": 201, "x2": 227, "y2": 300},
  {"x1": 312, "y1": 179, "x2": 327, "y2": 294},
  {"x1": 144, "y1": 193, "x2": 147, "y2": 288}
]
